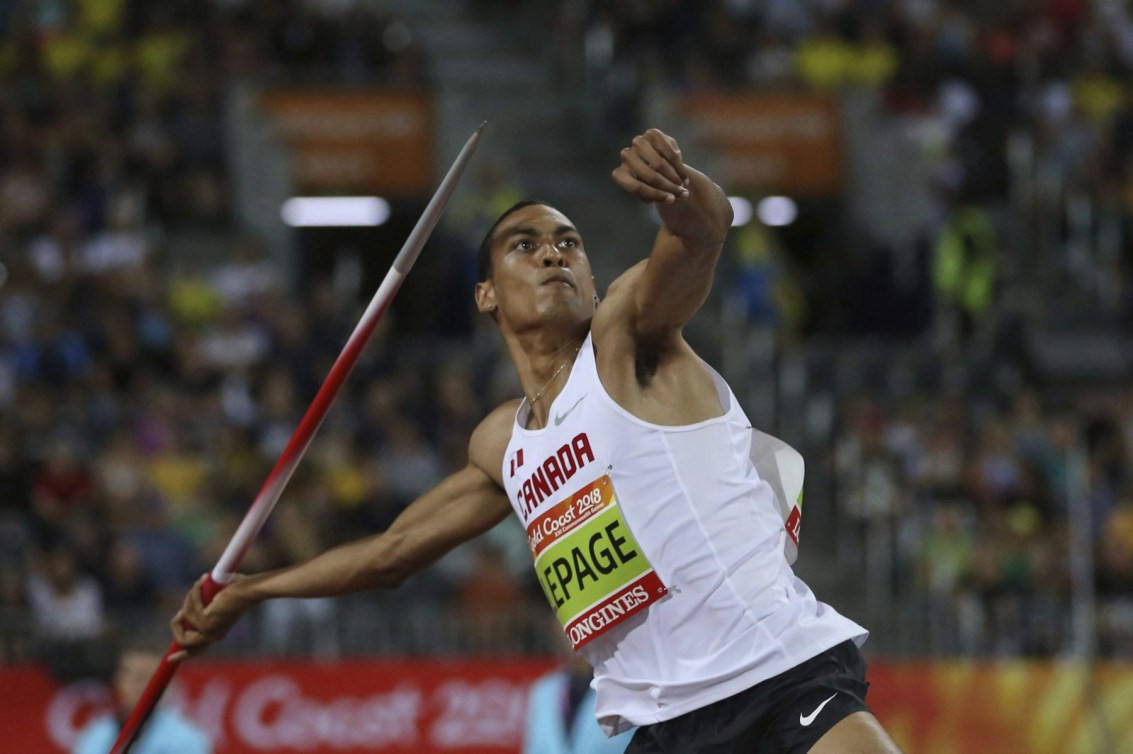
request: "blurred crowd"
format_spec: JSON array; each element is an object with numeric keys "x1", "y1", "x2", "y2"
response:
[
  {"x1": 834, "y1": 384, "x2": 1133, "y2": 658},
  {"x1": 0, "y1": 0, "x2": 534, "y2": 664},
  {"x1": 2, "y1": 0, "x2": 1133, "y2": 668},
  {"x1": 569, "y1": 0, "x2": 1133, "y2": 331},
  {"x1": 574, "y1": 0, "x2": 1132, "y2": 184},
  {"x1": 0, "y1": 0, "x2": 426, "y2": 237},
  {"x1": 566, "y1": 0, "x2": 1133, "y2": 657}
]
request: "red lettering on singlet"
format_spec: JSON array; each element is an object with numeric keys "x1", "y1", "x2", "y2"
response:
[{"x1": 518, "y1": 432, "x2": 597, "y2": 520}]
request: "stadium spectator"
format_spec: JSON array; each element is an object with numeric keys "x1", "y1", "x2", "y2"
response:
[
  {"x1": 71, "y1": 640, "x2": 211, "y2": 754},
  {"x1": 27, "y1": 540, "x2": 105, "y2": 642},
  {"x1": 0, "y1": 563, "x2": 31, "y2": 661},
  {"x1": 456, "y1": 542, "x2": 528, "y2": 654},
  {"x1": 932, "y1": 197, "x2": 998, "y2": 345},
  {"x1": 524, "y1": 622, "x2": 633, "y2": 754},
  {"x1": 100, "y1": 538, "x2": 160, "y2": 616},
  {"x1": 31, "y1": 438, "x2": 94, "y2": 532}
]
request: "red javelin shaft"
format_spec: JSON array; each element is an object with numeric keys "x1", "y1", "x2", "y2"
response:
[{"x1": 110, "y1": 123, "x2": 485, "y2": 754}]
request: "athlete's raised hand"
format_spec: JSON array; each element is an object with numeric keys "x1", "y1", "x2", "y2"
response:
[
  {"x1": 612, "y1": 128, "x2": 690, "y2": 205},
  {"x1": 613, "y1": 128, "x2": 731, "y2": 248}
]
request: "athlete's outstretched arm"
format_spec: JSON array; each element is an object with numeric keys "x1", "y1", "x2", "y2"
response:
[
  {"x1": 608, "y1": 128, "x2": 733, "y2": 338},
  {"x1": 171, "y1": 402, "x2": 517, "y2": 658}
]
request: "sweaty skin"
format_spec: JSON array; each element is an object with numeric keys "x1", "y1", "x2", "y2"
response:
[{"x1": 172, "y1": 128, "x2": 901, "y2": 754}]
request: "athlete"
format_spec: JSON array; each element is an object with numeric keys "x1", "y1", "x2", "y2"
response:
[{"x1": 173, "y1": 128, "x2": 903, "y2": 753}]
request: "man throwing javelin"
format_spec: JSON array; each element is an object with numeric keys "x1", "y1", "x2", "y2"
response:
[{"x1": 174, "y1": 128, "x2": 903, "y2": 753}]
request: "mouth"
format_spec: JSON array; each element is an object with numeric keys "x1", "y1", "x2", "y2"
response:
[{"x1": 542, "y1": 273, "x2": 575, "y2": 288}]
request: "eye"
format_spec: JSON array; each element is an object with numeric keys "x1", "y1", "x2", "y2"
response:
[
  {"x1": 515, "y1": 239, "x2": 534, "y2": 251},
  {"x1": 558, "y1": 237, "x2": 578, "y2": 249}
]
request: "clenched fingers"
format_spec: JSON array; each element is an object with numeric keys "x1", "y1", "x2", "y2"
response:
[
  {"x1": 643, "y1": 128, "x2": 686, "y2": 175},
  {"x1": 612, "y1": 162, "x2": 678, "y2": 203},
  {"x1": 638, "y1": 130, "x2": 688, "y2": 186},
  {"x1": 621, "y1": 147, "x2": 685, "y2": 198},
  {"x1": 612, "y1": 129, "x2": 690, "y2": 204},
  {"x1": 170, "y1": 574, "x2": 211, "y2": 658}
]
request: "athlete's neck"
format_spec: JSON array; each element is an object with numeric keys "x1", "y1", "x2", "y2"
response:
[{"x1": 505, "y1": 325, "x2": 588, "y2": 425}]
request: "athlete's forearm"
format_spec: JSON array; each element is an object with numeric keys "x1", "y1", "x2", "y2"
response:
[
  {"x1": 175, "y1": 533, "x2": 409, "y2": 656},
  {"x1": 174, "y1": 463, "x2": 510, "y2": 657},
  {"x1": 231, "y1": 531, "x2": 406, "y2": 606},
  {"x1": 229, "y1": 463, "x2": 510, "y2": 607}
]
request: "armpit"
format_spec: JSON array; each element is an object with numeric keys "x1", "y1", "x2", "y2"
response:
[{"x1": 634, "y1": 336, "x2": 665, "y2": 386}]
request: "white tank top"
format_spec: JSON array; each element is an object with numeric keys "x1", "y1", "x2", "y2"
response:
[{"x1": 501, "y1": 333, "x2": 867, "y2": 735}]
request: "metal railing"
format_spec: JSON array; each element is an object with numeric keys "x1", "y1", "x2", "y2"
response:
[{"x1": 0, "y1": 596, "x2": 560, "y2": 670}]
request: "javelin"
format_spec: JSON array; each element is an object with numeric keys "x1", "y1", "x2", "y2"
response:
[{"x1": 110, "y1": 122, "x2": 486, "y2": 754}]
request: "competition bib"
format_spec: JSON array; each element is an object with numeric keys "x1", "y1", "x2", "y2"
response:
[{"x1": 526, "y1": 475, "x2": 667, "y2": 649}]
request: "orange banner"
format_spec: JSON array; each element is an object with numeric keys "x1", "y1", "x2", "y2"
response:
[
  {"x1": 675, "y1": 92, "x2": 842, "y2": 195},
  {"x1": 869, "y1": 662, "x2": 1133, "y2": 753},
  {"x1": 259, "y1": 89, "x2": 434, "y2": 194}
]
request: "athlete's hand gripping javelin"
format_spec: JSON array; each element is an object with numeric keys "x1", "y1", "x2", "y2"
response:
[{"x1": 169, "y1": 572, "x2": 246, "y2": 660}]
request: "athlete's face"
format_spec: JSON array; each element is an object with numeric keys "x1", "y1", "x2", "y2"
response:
[{"x1": 475, "y1": 204, "x2": 598, "y2": 330}]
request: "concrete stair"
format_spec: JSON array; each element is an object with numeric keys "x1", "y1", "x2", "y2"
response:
[{"x1": 369, "y1": 0, "x2": 654, "y2": 282}]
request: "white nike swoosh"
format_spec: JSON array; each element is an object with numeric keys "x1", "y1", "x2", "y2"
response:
[
  {"x1": 799, "y1": 693, "x2": 837, "y2": 726},
  {"x1": 553, "y1": 394, "x2": 586, "y2": 426}
]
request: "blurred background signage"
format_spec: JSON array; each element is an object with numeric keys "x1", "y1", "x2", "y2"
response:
[
  {"x1": 258, "y1": 89, "x2": 434, "y2": 195},
  {"x1": 675, "y1": 92, "x2": 842, "y2": 195}
]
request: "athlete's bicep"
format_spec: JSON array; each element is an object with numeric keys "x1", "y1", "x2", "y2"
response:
[
  {"x1": 593, "y1": 260, "x2": 705, "y2": 362},
  {"x1": 594, "y1": 250, "x2": 714, "y2": 357},
  {"x1": 632, "y1": 165, "x2": 732, "y2": 336},
  {"x1": 633, "y1": 226, "x2": 720, "y2": 334}
]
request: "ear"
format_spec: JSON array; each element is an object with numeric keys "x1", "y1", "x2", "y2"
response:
[{"x1": 475, "y1": 280, "x2": 497, "y2": 316}]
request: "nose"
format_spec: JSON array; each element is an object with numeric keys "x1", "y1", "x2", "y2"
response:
[{"x1": 541, "y1": 244, "x2": 566, "y2": 267}]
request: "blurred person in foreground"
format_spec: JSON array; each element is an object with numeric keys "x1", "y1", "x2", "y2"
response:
[
  {"x1": 175, "y1": 129, "x2": 901, "y2": 753},
  {"x1": 525, "y1": 618, "x2": 633, "y2": 754},
  {"x1": 71, "y1": 641, "x2": 211, "y2": 754}
]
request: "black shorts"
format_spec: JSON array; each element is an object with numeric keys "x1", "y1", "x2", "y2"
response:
[{"x1": 625, "y1": 640, "x2": 871, "y2": 754}]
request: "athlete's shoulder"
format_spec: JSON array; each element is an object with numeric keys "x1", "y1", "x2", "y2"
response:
[
  {"x1": 599, "y1": 260, "x2": 648, "y2": 311},
  {"x1": 468, "y1": 399, "x2": 521, "y2": 484},
  {"x1": 476, "y1": 399, "x2": 521, "y2": 436},
  {"x1": 591, "y1": 260, "x2": 647, "y2": 343}
]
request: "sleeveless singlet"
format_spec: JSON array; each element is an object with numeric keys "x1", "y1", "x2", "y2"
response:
[{"x1": 501, "y1": 333, "x2": 867, "y2": 735}]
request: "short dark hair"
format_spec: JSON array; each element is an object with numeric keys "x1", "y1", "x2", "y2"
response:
[{"x1": 477, "y1": 199, "x2": 555, "y2": 282}]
